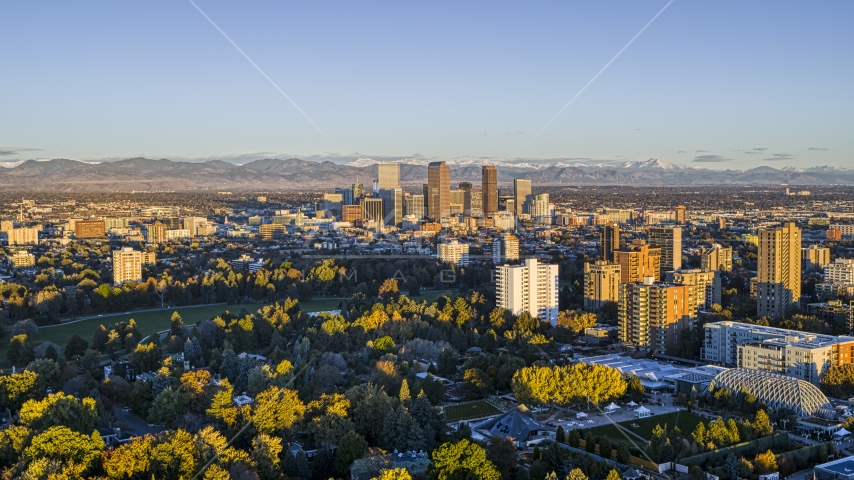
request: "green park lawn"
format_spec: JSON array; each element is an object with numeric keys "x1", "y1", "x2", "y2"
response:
[
  {"x1": 443, "y1": 400, "x2": 502, "y2": 422},
  {"x1": 1, "y1": 297, "x2": 347, "y2": 364},
  {"x1": 582, "y1": 411, "x2": 706, "y2": 445}
]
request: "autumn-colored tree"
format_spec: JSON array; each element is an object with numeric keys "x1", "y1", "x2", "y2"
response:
[
  {"x1": 378, "y1": 279, "x2": 400, "y2": 300},
  {"x1": 754, "y1": 450, "x2": 778, "y2": 474},
  {"x1": 373, "y1": 468, "x2": 412, "y2": 480},
  {"x1": 429, "y1": 439, "x2": 500, "y2": 480},
  {"x1": 19, "y1": 393, "x2": 98, "y2": 434},
  {"x1": 253, "y1": 386, "x2": 305, "y2": 436},
  {"x1": 24, "y1": 426, "x2": 105, "y2": 474}
]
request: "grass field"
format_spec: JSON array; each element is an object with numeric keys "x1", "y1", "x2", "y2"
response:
[
  {"x1": 583, "y1": 411, "x2": 706, "y2": 445},
  {"x1": 443, "y1": 400, "x2": 502, "y2": 422},
  {"x1": 414, "y1": 289, "x2": 457, "y2": 304},
  {"x1": 0, "y1": 297, "x2": 347, "y2": 364}
]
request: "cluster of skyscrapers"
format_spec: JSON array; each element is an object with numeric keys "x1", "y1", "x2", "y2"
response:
[
  {"x1": 584, "y1": 214, "x2": 810, "y2": 355},
  {"x1": 318, "y1": 161, "x2": 552, "y2": 232}
]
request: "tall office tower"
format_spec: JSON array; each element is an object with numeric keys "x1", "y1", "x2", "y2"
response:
[
  {"x1": 338, "y1": 187, "x2": 355, "y2": 206},
  {"x1": 404, "y1": 193, "x2": 425, "y2": 219},
  {"x1": 465, "y1": 189, "x2": 483, "y2": 217},
  {"x1": 427, "y1": 161, "x2": 450, "y2": 220},
  {"x1": 146, "y1": 221, "x2": 166, "y2": 243},
  {"x1": 701, "y1": 244, "x2": 733, "y2": 272},
  {"x1": 377, "y1": 163, "x2": 401, "y2": 189},
  {"x1": 513, "y1": 179, "x2": 532, "y2": 216},
  {"x1": 75, "y1": 220, "x2": 105, "y2": 239},
  {"x1": 666, "y1": 269, "x2": 722, "y2": 311},
  {"x1": 459, "y1": 181, "x2": 472, "y2": 191},
  {"x1": 360, "y1": 198, "x2": 384, "y2": 224},
  {"x1": 599, "y1": 223, "x2": 620, "y2": 261},
  {"x1": 449, "y1": 189, "x2": 465, "y2": 206},
  {"x1": 614, "y1": 240, "x2": 661, "y2": 283},
  {"x1": 438, "y1": 240, "x2": 470, "y2": 266},
  {"x1": 113, "y1": 247, "x2": 143, "y2": 285},
  {"x1": 618, "y1": 278, "x2": 694, "y2": 354},
  {"x1": 492, "y1": 233, "x2": 519, "y2": 264},
  {"x1": 583, "y1": 260, "x2": 621, "y2": 312},
  {"x1": 718, "y1": 217, "x2": 727, "y2": 230},
  {"x1": 422, "y1": 184, "x2": 430, "y2": 218},
  {"x1": 496, "y1": 258, "x2": 559, "y2": 325},
  {"x1": 802, "y1": 244, "x2": 831, "y2": 271},
  {"x1": 648, "y1": 226, "x2": 682, "y2": 279},
  {"x1": 352, "y1": 183, "x2": 364, "y2": 203},
  {"x1": 757, "y1": 222, "x2": 801, "y2": 318},
  {"x1": 482, "y1": 166, "x2": 498, "y2": 216},
  {"x1": 673, "y1": 205, "x2": 687, "y2": 225},
  {"x1": 525, "y1": 193, "x2": 551, "y2": 218},
  {"x1": 379, "y1": 188, "x2": 403, "y2": 226}
]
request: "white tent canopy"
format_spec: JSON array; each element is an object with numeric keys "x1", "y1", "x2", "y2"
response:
[
  {"x1": 835, "y1": 428, "x2": 851, "y2": 437},
  {"x1": 604, "y1": 402, "x2": 620, "y2": 413},
  {"x1": 627, "y1": 401, "x2": 638, "y2": 408},
  {"x1": 576, "y1": 412, "x2": 588, "y2": 419},
  {"x1": 635, "y1": 406, "x2": 651, "y2": 418}
]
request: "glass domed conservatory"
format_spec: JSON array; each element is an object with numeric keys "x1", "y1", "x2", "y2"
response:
[{"x1": 712, "y1": 368, "x2": 832, "y2": 418}]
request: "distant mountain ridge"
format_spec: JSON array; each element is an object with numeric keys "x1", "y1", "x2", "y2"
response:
[{"x1": 0, "y1": 157, "x2": 850, "y2": 191}]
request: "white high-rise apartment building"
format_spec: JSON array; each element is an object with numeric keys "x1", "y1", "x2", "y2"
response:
[
  {"x1": 496, "y1": 258, "x2": 559, "y2": 325},
  {"x1": 525, "y1": 193, "x2": 552, "y2": 219},
  {"x1": 825, "y1": 258, "x2": 854, "y2": 284},
  {"x1": 438, "y1": 240, "x2": 470, "y2": 266},
  {"x1": 113, "y1": 247, "x2": 144, "y2": 285}
]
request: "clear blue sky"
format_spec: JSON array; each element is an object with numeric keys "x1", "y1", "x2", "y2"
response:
[{"x1": 1, "y1": 1, "x2": 852, "y2": 169}]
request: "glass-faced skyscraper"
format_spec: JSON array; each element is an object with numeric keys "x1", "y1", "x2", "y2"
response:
[
  {"x1": 427, "y1": 161, "x2": 450, "y2": 220},
  {"x1": 377, "y1": 163, "x2": 400, "y2": 189},
  {"x1": 513, "y1": 178, "x2": 531, "y2": 216},
  {"x1": 482, "y1": 165, "x2": 498, "y2": 216}
]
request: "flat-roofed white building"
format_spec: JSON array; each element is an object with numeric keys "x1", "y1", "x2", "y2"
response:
[
  {"x1": 496, "y1": 258, "x2": 559, "y2": 325},
  {"x1": 437, "y1": 240, "x2": 469, "y2": 266}
]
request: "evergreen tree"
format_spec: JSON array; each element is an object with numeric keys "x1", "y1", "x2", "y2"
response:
[
  {"x1": 724, "y1": 454, "x2": 740, "y2": 480},
  {"x1": 616, "y1": 442, "x2": 630, "y2": 464},
  {"x1": 295, "y1": 449, "x2": 310, "y2": 478},
  {"x1": 335, "y1": 431, "x2": 368, "y2": 473},
  {"x1": 381, "y1": 405, "x2": 425, "y2": 452},
  {"x1": 568, "y1": 429, "x2": 581, "y2": 448},
  {"x1": 585, "y1": 432, "x2": 596, "y2": 453},
  {"x1": 598, "y1": 436, "x2": 612, "y2": 459}
]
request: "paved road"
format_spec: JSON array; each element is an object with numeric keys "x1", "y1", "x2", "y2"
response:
[
  {"x1": 114, "y1": 407, "x2": 164, "y2": 436},
  {"x1": 42, "y1": 303, "x2": 228, "y2": 328}
]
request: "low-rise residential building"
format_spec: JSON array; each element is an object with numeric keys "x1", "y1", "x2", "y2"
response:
[
  {"x1": 437, "y1": 240, "x2": 469, "y2": 266},
  {"x1": 701, "y1": 321, "x2": 854, "y2": 385},
  {"x1": 825, "y1": 258, "x2": 854, "y2": 284},
  {"x1": 9, "y1": 250, "x2": 35, "y2": 268}
]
